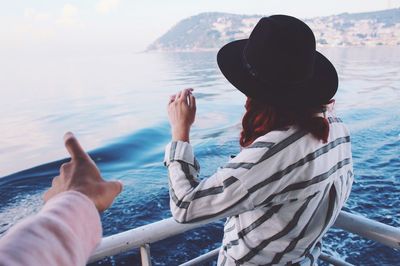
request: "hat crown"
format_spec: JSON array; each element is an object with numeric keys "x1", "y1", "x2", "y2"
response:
[
  {"x1": 244, "y1": 15, "x2": 316, "y2": 85},
  {"x1": 216, "y1": 14, "x2": 338, "y2": 108}
]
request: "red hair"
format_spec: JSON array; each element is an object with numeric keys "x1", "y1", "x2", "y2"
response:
[{"x1": 240, "y1": 98, "x2": 330, "y2": 147}]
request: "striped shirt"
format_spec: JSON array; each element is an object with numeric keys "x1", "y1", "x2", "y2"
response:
[{"x1": 164, "y1": 115, "x2": 353, "y2": 265}]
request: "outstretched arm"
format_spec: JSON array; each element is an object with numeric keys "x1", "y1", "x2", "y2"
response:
[
  {"x1": 0, "y1": 133, "x2": 123, "y2": 266},
  {"x1": 0, "y1": 191, "x2": 101, "y2": 266},
  {"x1": 165, "y1": 140, "x2": 258, "y2": 223},
  {"x1": 166, "y1": 89, "x2": 283, "y2": 223}
]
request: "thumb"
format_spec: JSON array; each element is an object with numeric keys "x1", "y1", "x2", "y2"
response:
[{"x1": 189, "y1": 94, "x2": 196, "y2": 109}]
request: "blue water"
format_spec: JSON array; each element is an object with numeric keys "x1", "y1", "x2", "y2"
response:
[{"x1": 0, "y1": 47, "x2": 399, "y2": 265}]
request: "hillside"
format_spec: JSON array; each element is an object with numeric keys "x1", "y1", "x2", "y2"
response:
[{"x1": 147, "y1": 8, "x2": 400, "y2": 52}]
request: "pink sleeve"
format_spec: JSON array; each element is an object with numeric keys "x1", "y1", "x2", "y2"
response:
[{"x1": 0, "y1": 191, "x2": 102, "y2": 266}]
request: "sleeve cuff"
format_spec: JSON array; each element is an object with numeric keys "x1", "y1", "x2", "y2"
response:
[
  {"x1": 42, "y1": 191, "x2": 102, "y2": 251},
  {"x1": 164, "y1": 141, "x2": 196, "y2": 167}
]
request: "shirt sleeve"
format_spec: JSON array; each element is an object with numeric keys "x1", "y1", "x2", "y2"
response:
[
  {"x1": 0, "y1": 191, "x2": 102, "y2": 266},
  {"x1": 164, "y1": 140, "x2": 284, "y2": 223}
]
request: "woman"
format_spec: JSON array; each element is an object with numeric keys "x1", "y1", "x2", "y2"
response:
[{"x1": 166, "y1": 15, "x2": 353, "y2": 265}]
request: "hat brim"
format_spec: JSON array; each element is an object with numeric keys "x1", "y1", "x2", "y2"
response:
[{"x1": 217, "y1": 39, "x2": 338, "y2": 107}]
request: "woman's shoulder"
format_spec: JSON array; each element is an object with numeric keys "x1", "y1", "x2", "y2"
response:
[
  {"x1": 251, "y1": 125, "x2": 300, "y2": 145},
  {"x1": 250, "y1": 115, "x2": 350, "y2": 149},
  {"x1": 326, "y1": 114, "x2": 351, "y2": 136}
]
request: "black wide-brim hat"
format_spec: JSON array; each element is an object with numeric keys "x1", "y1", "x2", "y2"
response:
[{"x1": 217, "y1": 15, "x2": 338, "y2": 108}]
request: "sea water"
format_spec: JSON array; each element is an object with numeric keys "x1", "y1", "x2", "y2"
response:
[{"x1": 0, "y1": 47, "x2": 399, "y2": 265}]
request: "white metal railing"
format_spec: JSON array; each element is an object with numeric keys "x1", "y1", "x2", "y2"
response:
[
  {"x1": 88, "y1": 211, "x2": 400, "y2": 265},
  {"x1": 180, "y1": 248, "x2": 354, "y2": 266},
  {"x1": 88, "y1": 217, "x2": 212, "y2": 263},
  {"x1": 179, "y1": 248, "x2": 220, "y2": 266},
  {"x1": 334, "y1": 211, "x2": 400, "y2": 249}
]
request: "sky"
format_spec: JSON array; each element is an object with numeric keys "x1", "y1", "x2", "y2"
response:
[{"x1": 0, "y1": 0, "x2": 399, "y2": 53}]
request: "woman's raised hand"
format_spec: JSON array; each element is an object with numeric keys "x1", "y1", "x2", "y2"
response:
[
  {"x1": 167, "y1": 88, "x2": 196, "y2": 142},
  {"x1": 43, "y1": 132, "x2": 123, "y2": 212}
]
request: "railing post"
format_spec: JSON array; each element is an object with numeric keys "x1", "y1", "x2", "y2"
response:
[
  {"x1": 140, "y1": 244, "x2": 152, "y2": 266},
  {"x1": 319, "y1": 252, "x2": 354, "y2": 266}
]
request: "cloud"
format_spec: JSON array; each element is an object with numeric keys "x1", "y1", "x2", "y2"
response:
[
  {"x1": 15, "y1": 8, "x2": 54, "y2": 40},
  {"x1": 62, "y1": 4, "x2": 79, "y2": 17},
  {"x1": 24, "y1": 8, "x2": 50, "y2": 21},
  {"x1": 96, "y1": 0, "x2": 120, "y2": 14},
  {"x1": 57, "y1": 4, "x2": 81, "y2": 27}
]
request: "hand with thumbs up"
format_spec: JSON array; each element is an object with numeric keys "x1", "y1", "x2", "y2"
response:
[{"x1": 43, "y1": 132, "x2": 123, "y2": 212}]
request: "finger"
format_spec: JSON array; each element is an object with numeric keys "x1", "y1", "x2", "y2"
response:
[
  {"x1": 189, "y1": 94, "x2": 196, "y2": 109},
  {"x1": 51, "y1": 176, "x2": 60, "y2": 186},
  {"x1": 107, "y1": 180, "x2": 123, "y2": 196},
  {"x1": 64, "y1": 132, "x2": 89, "y2": 161},
  {"x1": 43, "y1": 188, "x2": 56, "y2": 202},
  {"x1": 99, "y1": 181, "x2": 123, "y2": 211},
  {"x1": 175, "y1": 91, "x2": 182, "y2": 100},
  {"x1": 168, "y1": 95, "x2": 176, "y2": 104},
  {"x1": 185, "y1": 88, "x2": 194, "y2": 95},
  {"x1": 43, "y1": 189, "x2": 51, "y2": 202},
  {"x1": 179, "y1": 88, "x2": 190, "y2": 100},
  {"x1": 59, "y1": 162, "x2": 71, "y2": 174}
]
